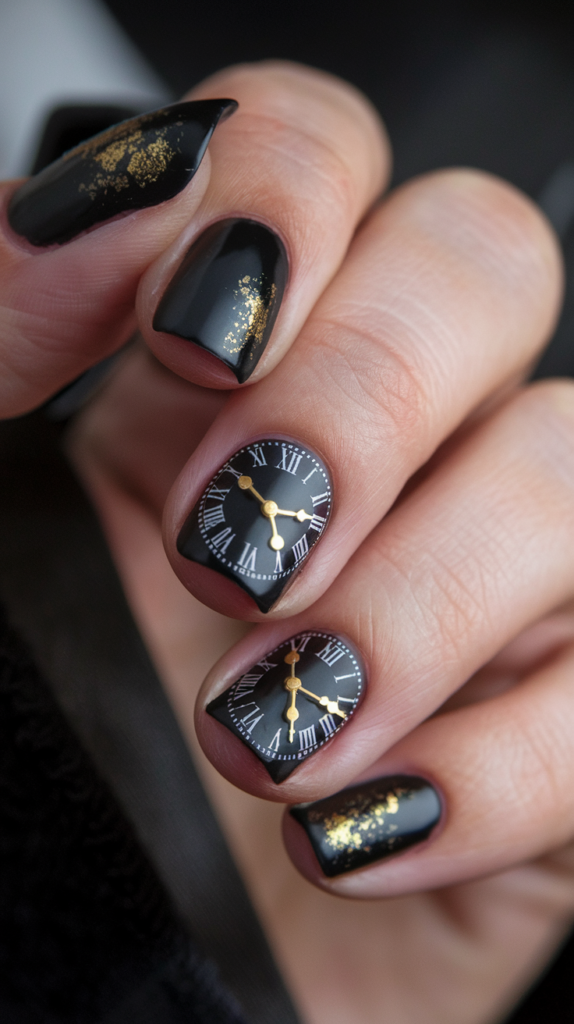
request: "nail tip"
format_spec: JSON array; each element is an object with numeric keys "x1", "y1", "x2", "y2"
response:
[
  {"x1": 8, "y1": 98, "x2": 237, "y2": 247},
  {"x1": 152, "y1": 218, "x2": 288, "y2": 378}
]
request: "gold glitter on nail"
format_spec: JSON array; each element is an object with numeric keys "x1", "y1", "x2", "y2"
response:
[
  {"x1": 72, "y1": 118, "x2": 177, "y2": 200},
  {"x1": 223, "y1": 277, "x2": 277, "y2": 357},
  {"x1": 312, "y1": 787, "x2": 407, "y2": 853}
]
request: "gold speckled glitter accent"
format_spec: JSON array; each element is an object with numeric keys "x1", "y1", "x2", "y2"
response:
[
  {"x1": 75, "y1": 120, "x2": 177, "y2": 200},
  {"x1": 312, "y1": 788, "x2": 407, "y2": 853},
  {"x1": 223, "y1": 276, "x2": 277, "y2": 357}
]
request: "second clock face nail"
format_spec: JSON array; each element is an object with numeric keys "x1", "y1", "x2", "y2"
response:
[
  {"x1": 207, "y1": 631, "x2": 365, "y2": 782},
  {"x1": 177, "y1": 439, "x2": 332, "y2": 612}
]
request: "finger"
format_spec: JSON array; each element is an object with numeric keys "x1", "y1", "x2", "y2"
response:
[
  {"x1": 285, "y1": 640, "x2": 574, "y2": 898},
  {"x1": 194, "y1": 381, "x2": 574, "y2": 802},
  {"x1": 0, "y1": 99, "x2": 235, "y2": 416},
  {"x1": 165, "y1": 169, "x2": 562, "y2": 619},
  {"x1": 139, "y1": 60, "x2": 389, "y2": 386}
]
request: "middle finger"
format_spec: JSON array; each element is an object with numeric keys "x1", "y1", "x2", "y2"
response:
[{"x1": 165, "y1": 168, "x2": 561, "y2": 619}]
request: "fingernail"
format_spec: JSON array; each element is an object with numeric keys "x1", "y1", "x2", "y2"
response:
[
  {"x1": 290, "y1": 775, "x2": 441, "y2": 876},
  {"x1": 177, "y1": 439, "x2": 332, "y2": 612},
  {"x1": 207, "y1": 631, "x2": 365, "y2": 782},
  {"x1": 153, "y1": 219, "x2": 288, "y2": 383},
  {"x1": 8, "y1": 99, "x2": 237, "y2": 247}
]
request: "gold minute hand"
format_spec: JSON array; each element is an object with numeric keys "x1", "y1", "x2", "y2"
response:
[{"x1": 237, "y1": 475, "x2": 266, "y2": 504}]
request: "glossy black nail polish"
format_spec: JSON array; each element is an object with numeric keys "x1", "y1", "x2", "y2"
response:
[
  {"x1": 290, "y1": 775, "x2": 441, "y2": 876},
  {"x1": 207, "y1": 631, "x2": 365, "y2": 782},
  {"x1": 177, "y1": 439, "x2": 332, "y2": 612},
  {"x1": 8, "y1": 100, "x2": 237, "y2": 247},
  {"x1": 153, "y1": 219, "x2": 288, "y2": 382}
]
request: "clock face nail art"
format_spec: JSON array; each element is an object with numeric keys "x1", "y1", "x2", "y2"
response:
[
  {"x1": 177, "y1": 439, "x2": 332, "y2": 612},
  {"x1": 207, "y1": 631, "x2": 365, "y2": 782}
]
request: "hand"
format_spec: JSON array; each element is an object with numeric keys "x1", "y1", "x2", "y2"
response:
[{"x1": 3, "y1": 58, "x2": 573, "y2": 1024}]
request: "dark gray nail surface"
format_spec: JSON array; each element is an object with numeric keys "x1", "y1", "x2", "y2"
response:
[
  {"x1": 153, "y1": 218, "x2": 288, "y2": 382},
  {"x1": 9, "y1": 99, "x2": 237, "y2": 246},
  {"x1": 290, "y1": 775, "x2": 441, "y2": 876}
]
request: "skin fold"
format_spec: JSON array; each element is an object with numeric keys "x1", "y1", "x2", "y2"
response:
[{"x1": 2, "y1": 60, "x2": 574, "y2": 1024}]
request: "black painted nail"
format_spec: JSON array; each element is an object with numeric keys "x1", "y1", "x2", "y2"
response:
[
  {"x1": 177, "y1": 439, "x2": 332, "y2": 612},
  {"x1": 207, "y1": 631, "x2": 365, "y2": 783},
  {"x1": 290, "y1": 775, "x2": 441, "y2": 876},
  {"x1": 153, "y1": 219, "x2": 288, "y2": 382},
  {"x1": 8, "y1": 99, "x2": 237, "y2": 247}
]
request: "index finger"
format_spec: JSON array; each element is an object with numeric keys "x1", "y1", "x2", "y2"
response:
[{"x1": 139, "y1": 61, "x2": 390, "y2": 386}]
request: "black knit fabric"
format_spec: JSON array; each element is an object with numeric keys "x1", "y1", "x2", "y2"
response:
[{"x1": 0, "y1": 605, "x2": 245, "y2": 1024}]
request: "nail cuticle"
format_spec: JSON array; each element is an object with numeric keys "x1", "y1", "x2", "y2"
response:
[
  {"x1": 207, "y1": 630, "x2": 366, "y2": 782},
  {"x1": 290, "y1": 775, "x2": 442, "y2": 877},
  {"x1": 8, "y1": 99, "x2": 237, "y2": 247},
  {"x1": 177, "y1": 437, "x2": 332, "y2": 612},
  {"x1": 153, "y1": 217, "x2": 288, "y2": 382}
]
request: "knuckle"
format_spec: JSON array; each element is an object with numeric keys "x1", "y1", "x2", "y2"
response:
[
  {"x1": 305, "y1": 317, "x2": 429, "y2": 460},
  {"x1": 391, "y1": 169, "x2": 563, "y2": 330},
  {"x1": 517, "y1": 381, "x2": 574, "y2": 502}
]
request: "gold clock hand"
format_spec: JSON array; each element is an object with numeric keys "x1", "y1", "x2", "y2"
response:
[
  {"x1": 268, "y1": 513, "x2": 284, "y2": 551},
  {"x1": 286, "y1": 688, "x2": 299, "y2": 742},
  {"x1": 238, "y1": 475, "x2": 266, "y2": 504},
  {"x1": 237, "y1": 476, "x2": 285, "y2": 550},
  {"x1": 274, "y1": 508, "x2": 313, "y2": 522},
  {"x1": 297, "y1": 685, "x2": 347, "y2": 718},
  {"x1": 283, "y1": 652, "x2": 346, "y2": 719},
  {"x1": 284, "y1": 653, "x2": 302, "y2": 742}
]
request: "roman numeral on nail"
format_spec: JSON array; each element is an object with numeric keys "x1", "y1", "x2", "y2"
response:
[
  {"x1": 276, "y1": 447, "x2": 302, "y2": 475},
  {"x1": 211, "y1": 527, "x2": 235, "y2": 553},
  {"x1": 291, "y1": 634, "x2": 311, "y2": 653},
  {"x1": 311, "y1": 491, "x2": 329, "y2": 507},
  {"x1": 268, "y1": 729, "x2": 282, "y2": 753},
  {"x1": 319, "y1": 713, "x2": 337, "y2": 737},
  {"x1": 239, "y1": 705, "x2": 264, "y2": 734},
  {"x1": 248, "y1": 445, "x2": 267, "y2": 467},
  {"x1": 233, "y1": 673, "x2": 263, "y2": 700},
  {"x1": 202, "y1": 504, "x2": 226, "y2": 530},
  {"x1": 207, "y1": 485, "x2": 231, "y2": 502},
  {"x1": 316, "y1": 641, "x2": 346, "y2": 667},
  {"x1": 291, "y1": 534, "x2": 309, "y2": 565},
  {"x1": 237, "y1": 542, "x2": 257, "y2": 572},
  {"x1": 256, "y1": 656, "x2": 278, "y2": 672},
  {"x1": 298, "y1": 724, "x2": 317, "y2": 750},
  {"x1": 308, "y1": 513, "x2": 326, "y2": 533}
]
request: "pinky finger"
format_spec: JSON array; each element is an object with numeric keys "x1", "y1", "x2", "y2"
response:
[{"x1": 284, "y1": 643, "x2": 574, "y2": 898}]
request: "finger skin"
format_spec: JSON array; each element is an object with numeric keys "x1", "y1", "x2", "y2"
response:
[
  {"x1": 139, "y1": 61, "x2": 390, "y2": 387},
  {"x1": 0, "y1": 153, "x2": 213, "y2": 417},
  {"x1": 284, "y1": 642, "x2": 574, "y2": 899},
  {"x1": 194, "y1": 381, "x2": 574, "y2": 804},
  {"x1": 165, "y1": 169, "x2": 562, "y2": 620}
]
